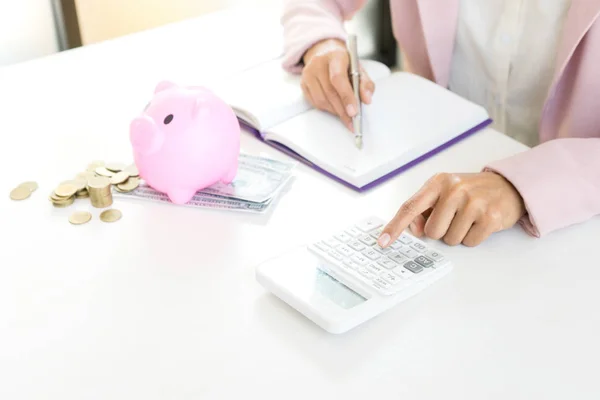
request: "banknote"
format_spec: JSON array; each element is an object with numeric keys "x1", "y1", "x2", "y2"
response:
[
  {"x1": 238, "y1": 153, "x2": 297, "y2": 174},
  {"x1": 199, "y1": 153, "x2": 295, "y2": 203},
  {"x1": 115, "y1": 182, "x2": 273, "y2": 213}
]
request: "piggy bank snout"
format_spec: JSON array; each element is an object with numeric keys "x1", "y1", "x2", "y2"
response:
[{"x1": 130, "y1": 115, "x2": 164, "y2": 155}]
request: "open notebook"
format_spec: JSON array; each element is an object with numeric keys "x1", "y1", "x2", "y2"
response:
[{"x1": 211, "y1": 58, "x2": 492, "y2": 191}]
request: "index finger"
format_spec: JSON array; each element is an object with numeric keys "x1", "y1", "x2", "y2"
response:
[{"x1": 378, "y1": 184, "x2": 442, "y2": 247}]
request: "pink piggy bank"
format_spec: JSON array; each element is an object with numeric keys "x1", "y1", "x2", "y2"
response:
[{"x1": 129, "y1": 81, "x2": 240, "y2": 204}]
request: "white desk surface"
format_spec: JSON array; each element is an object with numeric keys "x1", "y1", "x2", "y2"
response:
[{"x1": 1, "y1": 5, "x2": 599, "y2": 400}]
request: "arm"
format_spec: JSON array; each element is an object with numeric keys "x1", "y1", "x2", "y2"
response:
[
  {"x1": 485, "y1": 138, "x2": 600, "y2": 237},
  {"x1": 281, "y1": 0, "x2": 367, "y2": 73}
]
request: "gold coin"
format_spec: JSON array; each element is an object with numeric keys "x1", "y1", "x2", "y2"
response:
[
  {"x1": 87, "y1": 176, "x2": 111, "y2": 189},
  {"x1": 76, "y1": 190, "x2": 89, "y2": 199},
  {"x1": 60, "y1": 179, "x2": 87, "y2": 192},
  {"x1": 110, "y1": 171, "x2": 129, "y2": 185},
  {"x1": 124, "y1": 164, "x2": 139, "y2": 177},
  {"x1": 19, "y1": 181, "x2": 38, "y2": 192},
  {"x1": 95, "y1": 167, "x2": 114, "y2": 177},
  {"x1": 10, "y1": 186, "x2": 31, "y2": 200},
  {"x1": 116, "y1": 177, "x2": 140, "y2": 192},
  {"x1": 106, "y1": 163, "x2": 126, "y2": 173},
  {"x1": 100, "y1": 209, "x2": 122, "y2": 223},
  {"x1": 55, "y1": 183, "x2": 78, "y2": 198},
  {"x1": 52, "y1": 196, "x2": 75, "y2": 207},
  {"x1": 69, "y1": 211, "x2": 92, "y2": 225}
]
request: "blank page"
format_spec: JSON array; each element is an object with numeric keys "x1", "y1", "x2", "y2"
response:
[{"x1": 265, "y1": 72, "x2": 489, "y2": 187}]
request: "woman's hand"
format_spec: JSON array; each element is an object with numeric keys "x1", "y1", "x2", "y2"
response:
[
  {"x1": 301, "y1": 39, "x2": 375, "y2": 131},
  {"x1": 378, "y1": 172, "x2": 527, "y2": 248}
]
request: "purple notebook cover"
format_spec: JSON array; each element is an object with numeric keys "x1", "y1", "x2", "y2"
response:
[{"x1": 240, "y1": 118, "x2": 492, "y2": 192}]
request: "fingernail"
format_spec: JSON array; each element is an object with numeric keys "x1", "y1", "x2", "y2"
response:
[
  {"x1": 378, "y1": 233, "x2": 391, "y2": 248},
  {"x1": 409, "y1": 222, "x2": 416, "y2": 233},
  {"x1": 346, "y1": 104, "x2": 356, "y2": 117},
  {"x1": 364, "y1": 90, "x2": 372, "y2": 103}
]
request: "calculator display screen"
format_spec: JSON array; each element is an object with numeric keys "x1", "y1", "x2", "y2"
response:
[{"x1": 315, "y1": 269, "x2": 366, "y2": 309}]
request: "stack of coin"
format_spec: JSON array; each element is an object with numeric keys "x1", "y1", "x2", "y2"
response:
[
  {"x1": 49, "y1": 181, "x2": 82, "y2": 207},
  {"x1": 87, "y1": 176, "x2": 113, "y2": 208},
  {"x1": 42, "y1": 160, "x2": 139, "y2": 212}
]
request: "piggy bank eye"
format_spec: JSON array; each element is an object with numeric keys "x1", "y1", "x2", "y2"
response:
[{"x1": 164, "y1": 114, "x2": 174, "y2": 125}]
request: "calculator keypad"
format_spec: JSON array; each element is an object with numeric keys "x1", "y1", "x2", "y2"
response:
[{"x1": 309, "y1": 216, "x2": 447, "y2": 296}]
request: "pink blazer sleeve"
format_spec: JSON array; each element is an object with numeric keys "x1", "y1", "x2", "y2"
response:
[
  {"x1": 485, "y1": 138, "x2": 600, "y2": 237},
  {"x1": 281, "y1": 0, "x2": 367, "y2": 73}
]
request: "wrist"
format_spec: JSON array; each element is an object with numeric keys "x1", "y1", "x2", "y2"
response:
[{"x1": 302, "y1": 38, "x2": 346, "y2": 65}]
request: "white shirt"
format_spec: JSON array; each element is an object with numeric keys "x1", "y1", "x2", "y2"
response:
[{"x1": 448, "y1": 0, "x2": 572, "y2": 147}]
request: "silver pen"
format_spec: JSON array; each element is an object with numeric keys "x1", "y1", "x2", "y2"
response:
[{"x1": 347, "y1": 34, "x2": 363, "y2": 149}]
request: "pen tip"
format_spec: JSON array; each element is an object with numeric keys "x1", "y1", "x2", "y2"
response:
[{"x1": 355, "y1": 137, "x2": 363, "y2": 149}]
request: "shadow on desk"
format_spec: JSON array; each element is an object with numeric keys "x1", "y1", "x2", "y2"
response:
[{"x1": 251, "y1": 276, "x2": 456, "y2": 379}]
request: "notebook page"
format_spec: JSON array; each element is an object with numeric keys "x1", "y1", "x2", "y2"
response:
[
  {"x1": 211, "y1": 58, "x2": 391, "y2": 131},
  {"x1": 265, "y1": 72, "x2": 489, "y2": 187}
]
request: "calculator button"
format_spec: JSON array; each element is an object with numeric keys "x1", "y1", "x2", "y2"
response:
[
  {"x1": 397, "y1": 247, "x2": 418, "y2": 259},
  {"x1": 335, "y1": 232, "x2": 351, "y2": 243},
  {"x1": 410, "y1": 241, "x2": 427, "y2": 253},
  {"x1": 373, "y1": 277, "x2": 391, "y2": 288},
  {"x1": 398, "y1": 233, "x2": 413, "y2": 244},
  {"x1": 366, "y1": 262, "x2": 384, "y2": 274},
  {"x1": 381, "y1": 272, "x2": 401, "y2": 285},
  {"x1": 324, "y1": 237, "x2": 340, "y2": 248},
  {"x1": 403, "y1": 261, "x2": 423, "y2": 273},
  {"x1": 351, "y1": 253, "x2": 369, "y2": 266},
  {"x1": 328, "y1": 249, "x2": 345, "y2": 262},
  {"x1": 393, "y1": 266, "x2": 413, "y2": 279},
  {"x1": 356, "y1": 216, "x2": 384, "y2": 232},
  {"x1": 388, "y1": 251, "x2": 409, "y2": 264},
  {"x1": 426, "y1": 250, "x2": 445, "y2": 261},
  {"x1": 314, "y1": 241, "x2": 330, "y2": 252},
  {"x1": 371, "y1": 281, "x2": 392, "y2": 295},
  {"x1": 374, "y1": 245, "x2": 393, "y2": 255},
  {"x1": 343, "y1": 259, "x2": 361, "y2": 270},
  {"x1": 390, "y1": 241, "x2": 404, "y2": 250},
  {"x1": 357, "y1": 267, "x2": 377, "y2": 281},
  {"x1": 369, "y1": 228, "x2": 383, "y2": 239},
  {"x1": 414, "y1": 255, "x2": 434, "y2": 268},
  {"x1": 345, "y1": 227, "x2": 362, "y2": 237},
  {"x1": 358, "y1": 234, "x2": 377, "y2": 246},
  {"x1": 348, "y1": 240, "x2": 366, "y2": 252},
  {"x1": 336, "y1": 245, "x2": 354, "y2": 257},
  {"x1": 377, "y1": 258, "x2": 397, "y2": 269},
  {"x1": 362, "y1": 248, "x2": 381, "y2": 261}
]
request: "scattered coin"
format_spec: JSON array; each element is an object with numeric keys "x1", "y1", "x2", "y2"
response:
[
  {"x1": 106, "y1": 163, "x2": 126, "y2": 173},
  {"x1": 100, "y1": 209, "x2": 122, "y2": 223},
  {"x1": 117, "y1": 177, "x2": 140, "y2": 193},
  {"x1": 124, "y1": 164, "x2": 139, "y2": 177},
  {"x1": 55, "y1": 183, "x2": 79, "y2": 198},
  {"x1": 95, "y1": 167, "x2": 114, "y2": 177},
  {"x1": 19, "y1": 181, "x2": 38, "y2": 192},
  {"x1": 69, "y1": 211, "x2": 92, "y2": 225},
  {"x1": 110, "y1": 171, "x2": 129, "y2": 185},
  {"x1": 10, "y1": 186, "x2": 31, "y2": 201}
]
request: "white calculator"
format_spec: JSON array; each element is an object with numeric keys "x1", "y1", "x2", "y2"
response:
[{"x1": 256, "y1": 216, "x2": 452, "y2": 334}]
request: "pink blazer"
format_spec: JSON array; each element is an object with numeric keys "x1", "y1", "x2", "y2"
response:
[{"x1": 281, "y1": 0, "x2": 600, "y2": 238}]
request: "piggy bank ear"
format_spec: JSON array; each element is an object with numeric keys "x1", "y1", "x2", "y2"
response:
[
  {"x1": 154, "y1": 80, "x2": 177, "y2": 94},
  {"x1": 193, "y1": 96, "x2": 210, "y2": 119}
]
